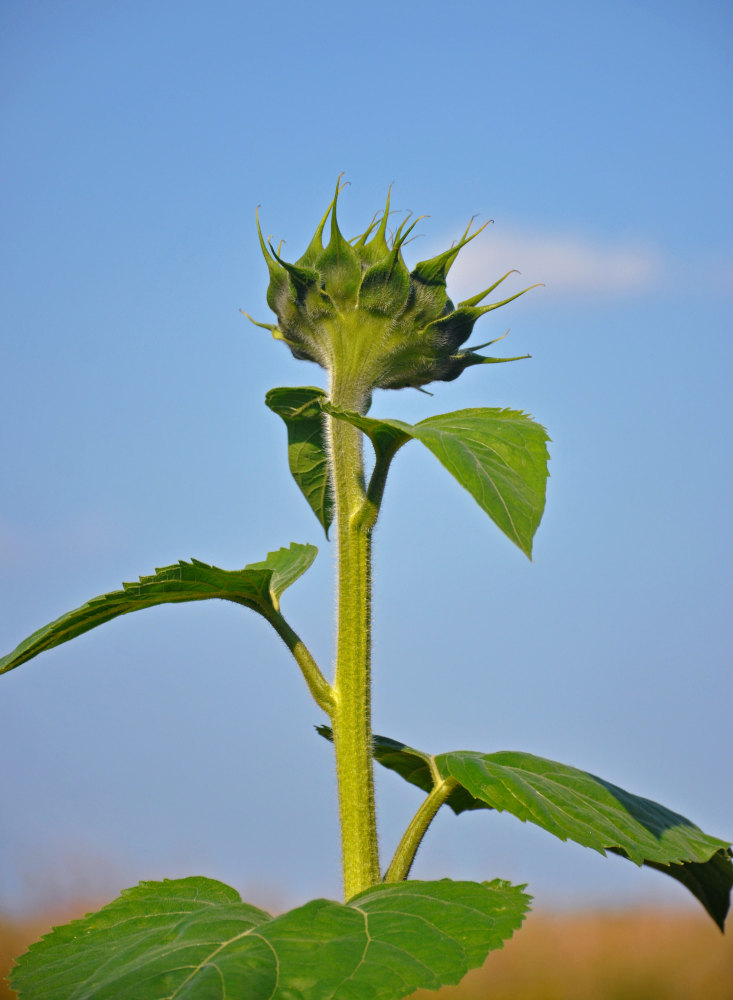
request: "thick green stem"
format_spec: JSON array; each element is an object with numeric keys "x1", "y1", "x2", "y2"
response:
[
  {"x1": 384, "y1": 777, "x2": 458, "y2": 883},
  {"x1": 328, "y1": 376, "x2": 380, "y2": 900}
]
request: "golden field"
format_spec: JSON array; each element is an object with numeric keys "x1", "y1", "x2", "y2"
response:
[{"x1": 2, "y1": 905, "x2": 731, "y2": 999}]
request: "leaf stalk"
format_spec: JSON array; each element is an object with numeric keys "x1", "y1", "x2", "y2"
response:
[
  {"x1": 267, "y1": 610, "x2": 335, "y2": 715},
  {"x1": 353, "y1": 440, "x2": 403, "y2": 534},
  {"x1": 384, "y1": 777, "x2": 458, "y2": 883}
]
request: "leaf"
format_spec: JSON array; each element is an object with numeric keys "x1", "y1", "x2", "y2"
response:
[
  {"x1": 350, "y1": 729, "x2": 732, "y2": 929},
  {"x1": 326, "y1": 406, "x2": 550, "y2": 558},
  {"x1": 10, "y1": 875, "x2": 530, "y2": 1000},
  {"x1": 637, "y1": 848, "x2": 733, "y2": 933},
  {"x1": 266, "y1": 386, "x2": 333, "y2": 537},
  {"x1": 0, "y1": 543, "x2": 317, "y2": 674}
]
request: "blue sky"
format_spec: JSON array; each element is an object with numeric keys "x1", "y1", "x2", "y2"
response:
[{"x1": 1, "y1": 0, "x2": 731, "y2": 918}]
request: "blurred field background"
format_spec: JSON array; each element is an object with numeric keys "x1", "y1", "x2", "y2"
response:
[{"x1": 2, "y1": 902, "x2": 731, "y2": 1000}]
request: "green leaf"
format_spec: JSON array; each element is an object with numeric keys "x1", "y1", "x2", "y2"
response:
[
  {"x1": 636, "y1": 848, "x2": 733, "y2": 933},
  {"x1": 0, "y1": 543, "x2": 317, "y2": 674},
  {"x1": 10, "y1": 875, "x2": 530, "y2": 1000},
  {"x1": 353, "y1": 729, "x2": 732, "y2": 929},
  {"x1": 266, "y1": 386, "x2": 333, "y2": 537},
  {"x1": 327, "y1": 406, "x2": 550, "y2": 558}
]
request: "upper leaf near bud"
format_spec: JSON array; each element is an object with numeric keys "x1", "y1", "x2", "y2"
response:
[{"x1": 246, "y1": 178, "x2": 540, "y2": 409}]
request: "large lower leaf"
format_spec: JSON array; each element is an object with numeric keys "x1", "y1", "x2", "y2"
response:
[
  {"x1": 266, "y1": 386, "x2": 333, "y2": 536},
  {"x1": 327, "y1": 727, "x2": 731, "y2": 929},
  {"x1": 327, "y1": 405, "x2": 549, "y2": 558},
  {"x1": 0, "y1": 543, "x2": 317, "y2": 674},
  {"x1": 10, "y1": 875, "x2": 530, "y2": 1000}
]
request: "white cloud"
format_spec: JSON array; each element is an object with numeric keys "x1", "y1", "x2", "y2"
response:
[{"x1": 445, "y1": 226, "x2": 665, "y2": 301}]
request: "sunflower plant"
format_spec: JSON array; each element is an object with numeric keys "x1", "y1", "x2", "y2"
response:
[{"x1": 3, "y1": 180, "x2": 730, "y2": 1000}]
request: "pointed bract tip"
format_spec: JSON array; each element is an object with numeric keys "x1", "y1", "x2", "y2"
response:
[
  {"x1": 393, "y1": 213, "x2": 429, "y2": 251},
  {"x1": 391, "y1": 209, "x2": 412, "y2": 244},
  {"x1": 461, "y1": 215, "x2": 480, "y2": 240},
  {"x1": 239, "y1": 309, "x2": 278, "y2": 332},
  {"x1": 255, "y1": 209, "x2": 281, "y2": 268},
  {"x1": 462, "y1": 217, "x2": 492, "y2": 245},
  {"x1": 372, "y1": 183, "x2": 394, "y2": 244},
  {"x1": 329, "y1": 174, "x2": 348, "y2": 240},
  {"x1": 352, "y1": 210, "x2": 382, "y2": 248},
  {"x1": 465, "y1": 330, "x2": 510, "y2": 352},
  {"x1": 458, "y1": 271, "x2": 522, "y2": 309},
  {"x1": 457, "y1": 215, "x2": 490, "y2": 245}
]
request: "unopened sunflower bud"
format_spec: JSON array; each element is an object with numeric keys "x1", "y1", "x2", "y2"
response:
[{"x1": 247, "y1": 179, "x2": 539, "y2": 411}]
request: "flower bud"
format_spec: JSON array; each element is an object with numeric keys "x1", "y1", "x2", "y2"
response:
[{"x1": 247, "y1": 179, "x2": 538, "y2": 409}]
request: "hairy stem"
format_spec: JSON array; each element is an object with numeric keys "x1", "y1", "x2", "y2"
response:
[
  {"x1": 328, "y1": 376, "x2": 380, "y2": 899},
  {"x1": 384, "y1": 776, "x2": 458, "y2": 883},
  {"x1": 267, "y1": 610, "x2": 335, "y2": 715}
]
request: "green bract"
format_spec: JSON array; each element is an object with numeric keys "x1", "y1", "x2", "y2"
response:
[{"x1": 247, "y1": 178, "x2": 538, "y2": 407}]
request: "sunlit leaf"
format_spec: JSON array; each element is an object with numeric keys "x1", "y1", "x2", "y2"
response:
[
  {"x1": 327, "y1": 406, "x2": 549, "y2": 557},
  {"x1": 0, "y1": 543, "x2": 317, "y2": 674},
  {"x1": 340, "y1": 728, "x2": 732, "y2": 929},
  {"x1": 10, "y1": 875, "x2": 530, "y2": 999}
]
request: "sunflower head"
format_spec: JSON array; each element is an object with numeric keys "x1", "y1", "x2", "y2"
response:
[{"x1": 247, "y1": 179, "x2": 538, "y2": 410}]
